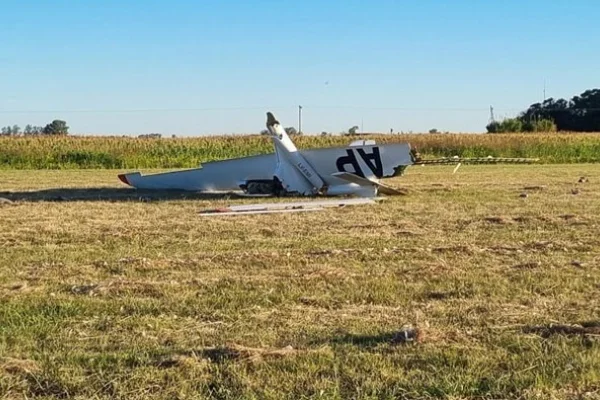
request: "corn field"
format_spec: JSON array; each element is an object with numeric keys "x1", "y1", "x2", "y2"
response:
[{"x1": 1, "y1": 133, "x2": 600, "y2": 169}]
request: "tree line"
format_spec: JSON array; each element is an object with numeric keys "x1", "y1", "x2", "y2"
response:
[
  {"x1": 488, "y1": 88, "x2": 600, "y2": 133},
  {"x1": 1, "y1": 120, "x2": 69, "y2": 136}
]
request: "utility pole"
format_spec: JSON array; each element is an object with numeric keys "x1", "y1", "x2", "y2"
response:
[
  {"x1": 489, "y1": 106, "x2": 495, "y2": 123},
  {"x1": 298, "y1": 105, "x2": 302, "y2": 134}
]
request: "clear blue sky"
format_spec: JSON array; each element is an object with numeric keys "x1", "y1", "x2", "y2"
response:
[{"x1": 1, "y1": 0, "x2": 598, "y2": 135}]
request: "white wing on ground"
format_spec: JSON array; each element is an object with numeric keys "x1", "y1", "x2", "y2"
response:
[
  {"x1": 118, "y1": 154, "x2": 275, "y2": 191},
  {"x1": 198, "y1": 197, "x2": 381, "y2": 216}
]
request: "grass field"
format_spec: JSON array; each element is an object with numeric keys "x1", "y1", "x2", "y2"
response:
[
  {"x1": 1, "y1": 165, "x2": 600, "y2": 399},
  {"x1": 2, "y1": 133, "x2": 600, "y2": 169}
]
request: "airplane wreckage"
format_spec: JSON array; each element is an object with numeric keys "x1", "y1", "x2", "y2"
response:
[{"x1": 117, "y1": 112, "x2": 538, "y2": 216}]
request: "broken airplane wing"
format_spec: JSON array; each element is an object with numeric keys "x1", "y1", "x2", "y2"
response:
[
  {"x1": 118, "y1": 112, "x2": 413, "y2": 197},
  {"x1": 198, "y1": 198, "x2": 382, "y2": 216}
]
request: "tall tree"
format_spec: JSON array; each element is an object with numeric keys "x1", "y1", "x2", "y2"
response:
[
  {"x1": 284, "y1": 127, "x2": 298, "y2": 135},
  {"x1": 43, "y1": 120, "x2": 69, "y2": 135},
  {"x1": 515, "y1": 88, "x2": 600, "y2": 132},
  {"x1": 570, "y1": 89, "x2": 600, "y2": 131}
]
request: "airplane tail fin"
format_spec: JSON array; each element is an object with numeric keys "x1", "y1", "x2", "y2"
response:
[
  {"x1": 266, "y1": 112, "x2": 285, "y2": 138},
  {"x1": 265, "y1": 112, "x2": 325, "y2": 195},
  {"x1": 266, "y1": 112, "x2": 279, "y2": 128}
]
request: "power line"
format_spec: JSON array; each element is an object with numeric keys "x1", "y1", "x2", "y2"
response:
[
  {"x1": 0, "y1": 106, "x2": 275, "y2": 114},
  {"x1": 0, "y1": 106, "x2": 517, "y2": 114},
  {"x1": 2, "y1": 105, "x2": 600, "y2": 115}
]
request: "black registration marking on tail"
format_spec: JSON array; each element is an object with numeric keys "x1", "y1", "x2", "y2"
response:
[
  {"x1": 336, "y1": 147, "x2": 383, "y2": 178},
  {"x1": 357, "y1": 147, "x2": 383, "y2": 177},
  {"x1": 336, "y1": 150, "x2": 363, "y2": 177}
]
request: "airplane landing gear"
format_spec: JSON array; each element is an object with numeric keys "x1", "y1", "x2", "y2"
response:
[{"x1": 240, "y1": 177, "x2": 286, "y2": 196}]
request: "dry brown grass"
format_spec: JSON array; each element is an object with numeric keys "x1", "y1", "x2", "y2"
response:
[{"x1": 0, "y1": 164, "x2": 600, "y2": 399}]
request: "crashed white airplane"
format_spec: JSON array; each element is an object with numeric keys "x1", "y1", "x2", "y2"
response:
[{"x1": 118, "y1": 112, "x2": 414, "y2": 198}]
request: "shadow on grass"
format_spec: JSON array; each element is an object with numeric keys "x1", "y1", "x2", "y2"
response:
[
  {"x1": 150, "y1": 332, "x2": 421, "y2": 369},
  {"x1": 310, "y1": 329, "x2": 420, "y2": 349},
  {"x1": 154, "y1": 348, "x2": 240, "y2": 368},
  {"x1": 523, "y1": 322, "x2": 600, "y2": 338},
  {"x1": 154, "y1": 344, "x2": 299, "y2": 367},
  {"x1": 0, "y1": 188, "x2": 243, "y2": 203}
]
